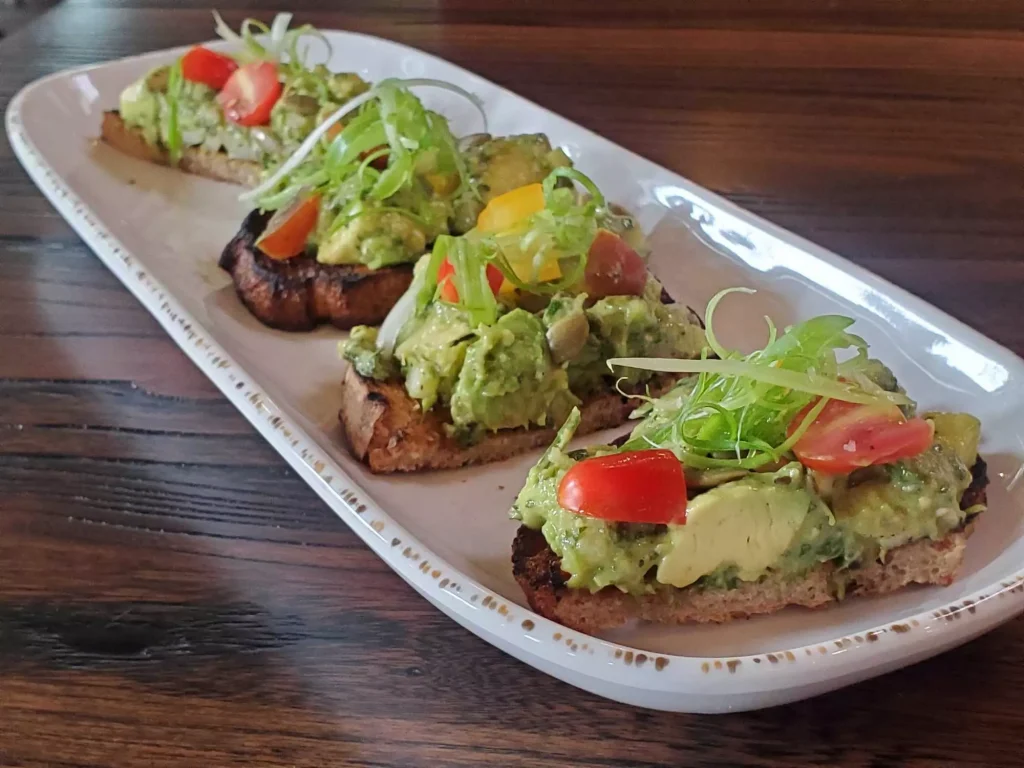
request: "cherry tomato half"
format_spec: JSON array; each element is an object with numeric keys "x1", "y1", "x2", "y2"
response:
[
  {"x1": 255, "y1": 194, "x2": 321, "y2": 261},
  {"x1": 217, "y1": 61, "x2": 282, "y2": 127},
  {"x1": 558, "y1": 450, "x2": 688, "y2": 525},
  {"x1": 437, "y1": 257, "x2": 504, "y2": 303},
  {"x1": 789, "y1": 399, "x2": 934, "y2": 474},
  {"x1": 584, "y1": 229, "x2": 648, "y2": 298},
  {"x1": 180, "y1": 46, "x2": 238, "y2": 91}
]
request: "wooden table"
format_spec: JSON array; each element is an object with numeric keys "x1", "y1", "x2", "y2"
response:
[{"x1": 3, "y1": 2, "x2": 1023, "y2": 765}]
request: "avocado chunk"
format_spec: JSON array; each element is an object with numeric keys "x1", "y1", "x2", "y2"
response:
[
  {"x1": 450, "y1": 309, "x2": 577, "y2": 432},
  {"x1": 340, "y1": 326, "x2": 397, "y2": 381},
  {"x1": 657, "y1": 467, "x2": 824, "y2": 589},
  {"x1": 394, "y1": 303, "x2": 474, "y2": 411},
  {"x1": 927, "y1": 411, "x2": 981, "y2": 467},
  {"x1": 542, "y1": 294, "x2": 590, "y2": 364},
  {"x1": 119, "y1": 75, "x2": 162, "y2": 146},
  {"x1": 317, "y1": 210, "x2": 429, "y2": 268}
]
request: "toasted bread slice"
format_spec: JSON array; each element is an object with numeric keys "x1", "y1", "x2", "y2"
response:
[
  {"x1": 512, "y1": 458, "x2": 989, "y2": 634},
  {"x1": 339, "y1": 366, "x2": 679, "y2": 473},
  {"x1": 101, "y1": 111, "x2": 261, "y2": 187},
  {"x1": 219, "y1": 210, "x2": 415, "y2": 331}
]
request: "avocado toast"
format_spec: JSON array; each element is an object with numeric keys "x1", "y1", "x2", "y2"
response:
[
  {"x1": 338, "y1": 168, "x2": 708, "y2": 472},
  {"x1": 102, "y1": 13, "x2": 370, "y2": 186},
  {"x1": 222, "y1": 115, "x2": 573, "y2": 330},
  {"x1": 510, "y1": 294, "x2": 988, "y2": 632}
]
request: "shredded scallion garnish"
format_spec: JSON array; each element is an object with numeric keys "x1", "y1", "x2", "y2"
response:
[
  {"x1": 241, "y1": 78, "x2": 487, "y2": 206},
  {"x1": 616, "y1": 289, "x2": 910, "y2": 469},
  {"x1": 212, "y1": 11, "x2": 330, "y2": 72}
]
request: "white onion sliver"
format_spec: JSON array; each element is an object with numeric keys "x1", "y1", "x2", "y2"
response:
[
  {"x1": 239, "y1": 77, "x2": 488, "y2": 205},
  {"x1": 268, "y1": 13, "x2": 293, "y2": 57},
  {"x1": 213, "y1": 10, "x2": 243, "y2": 46},
  {"x1": 376, "y1": 282, "x2": 418, "y2": 354}
]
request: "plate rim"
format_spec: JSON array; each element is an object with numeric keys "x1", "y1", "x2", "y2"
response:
[{"x1": 7, "y1": 33, "x2": 1024, "y2": 713}]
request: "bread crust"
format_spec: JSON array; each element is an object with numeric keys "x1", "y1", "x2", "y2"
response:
[
  {"x1": 219, "y1": 210, "x2": 414, "y2": 331},
  {"x1": 511, "y1": 459, "x2": 990, "y2": 633},
  {"x1": 339, "y1": 367, "x2": 679, "y2": 473},
  {"x1": 101, "y1": 111, "x2": 261, "y2": 187}
]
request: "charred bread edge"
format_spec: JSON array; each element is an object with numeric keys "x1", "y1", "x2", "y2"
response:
[
  {"x1": 339, "y1": 365, "x2": 682, "y2": 473},
  {"x1": 219, "y1": 210, "x2": 415, "y2": 332},
  {"x1": 100, "y1": 111, "x2": 261, "y2": 187},
  {"x1": 512, "y1": 457, "x2": 990, "y2": 633}
]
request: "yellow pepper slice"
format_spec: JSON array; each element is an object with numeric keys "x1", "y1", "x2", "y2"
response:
[
  {"x1": 476, "y1": 183, "x2": 562, "y2": 292},
  {"x1": 476, "y1": 183, "x2": 546, "y2": 233}
]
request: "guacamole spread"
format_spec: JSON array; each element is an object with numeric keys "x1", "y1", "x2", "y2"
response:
[
  {"x1": 119, "y1": 64, "x2": 370, "y2": 166},
  {"x1": 341, "y1": 275, "x2": 707, "y2": 439},
  {"x1": 511, "y1": 409, "x2": 983, "y2": 594}
]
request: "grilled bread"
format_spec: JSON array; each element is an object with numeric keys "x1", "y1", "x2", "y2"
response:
[{"x1": 219, "y1": 210, "x2": 414, "y2": 331}]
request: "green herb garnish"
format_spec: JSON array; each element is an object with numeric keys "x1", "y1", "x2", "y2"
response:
[{"x1": 615, "y1": 288, "x2": 911, "y2": 470}]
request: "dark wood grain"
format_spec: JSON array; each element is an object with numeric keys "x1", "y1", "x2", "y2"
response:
[{"x1": 2, "y1": 2, "x2": 1023, "y2": 766}]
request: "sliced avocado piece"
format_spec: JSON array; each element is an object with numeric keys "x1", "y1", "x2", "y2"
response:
[{"x1": 927, "y1": 412, "x2": 981, "y2": 467}]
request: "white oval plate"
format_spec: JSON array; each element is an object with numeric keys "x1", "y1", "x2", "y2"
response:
[{"x1": 8, "y1": 31, "x2": 1024, "y2": 714}]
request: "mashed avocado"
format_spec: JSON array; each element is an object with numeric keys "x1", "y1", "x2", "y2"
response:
[
  {"x1": 828, "y1": 413, "x2": 979, "y2": 552},
  {"x1": 119, "y1": 78, "x2": 161, "y2": 146},
  {"x1": 450, "y1": 309, "x2": 577, "y2": 434},
  {"x1": 314, "y1": 181, "x2": 453, "y2": 268},
  {"x1": 339, "y1": 326, "x2": 396, "y2": 380},
  {"x1": 511, "y1": 409, "x2": 982, "y2": 595},
  {"x1": 318, "y1": 209, "x2": 429, "y2": 269},
  {"x1": 362, "y1": 277, "x2": 704, "y2": 440},
  {"x1": 394, "y1": 303, "x2": 474, "y2": 411},
  {"x1": 512, "y1": 410, "x2": 662, "y2": 592},
  {"x1": 118, "y1": 63, "x2": 369, "y2": 165},
  {"x1": 554, "y1": 279, "x2": 706, "y2": 393},
  {"x1": 580, "y1": 284, "x2": 706, "y2": 389}
]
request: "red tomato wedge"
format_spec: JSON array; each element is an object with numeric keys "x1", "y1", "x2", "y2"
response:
[
  {"x1": 217, "y1": 61, "x2": 282, "y2": 127},
  {"x1": 584, "y1": 229, "x2": 648, "y2": 298},
  {"x1": 180, "y1": 46, "x2": 238, "y2": 91},
  {"x1": 789, "y1": 399, "x2": 934, "y2": 474},
  {"x1": 325, "y1": 121, "x2": 345, "y2": 141},
  {"x1": 437, "y1": 257, "x2": 504, "y2": 303},
  {"x1": 362, "y1": 145, "x2": 390, "y2": 171},
  {"x1": 558, "y1": 450, "x2": 688, "y2": 525},
  {"x1": 255, "y1": 194, "x2": 321, "y2": 260}
]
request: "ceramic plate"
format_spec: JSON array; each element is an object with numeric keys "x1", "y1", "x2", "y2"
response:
[{"x1": 8, "y1": 31, "x2": 1024, "y2": 714}]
